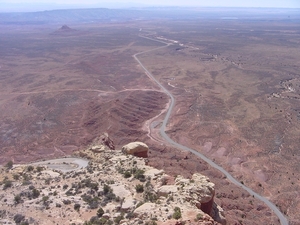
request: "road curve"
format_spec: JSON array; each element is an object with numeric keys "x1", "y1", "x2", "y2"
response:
[
  {"x1": 133, "y1": 35, "x2": 289, "y2": 225},
  {"x1": 30, "y1": 157, "x2": 89, "y2": 173}
]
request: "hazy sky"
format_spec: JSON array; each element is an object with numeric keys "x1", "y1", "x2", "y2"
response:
[{"x1": 1, "y1": 0, "x2": 300, "y2": 11}]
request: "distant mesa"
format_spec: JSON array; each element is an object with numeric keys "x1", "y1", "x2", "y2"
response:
[
  {"x1": 51, "y1": 25, "x2": 77, "y2": 35},
  {"x1": 59, "y1": 25, "x2": 74, "y2": 31}
]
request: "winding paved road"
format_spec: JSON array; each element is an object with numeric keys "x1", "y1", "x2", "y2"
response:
[{"x1": 134, "y1": 35, "x2": 289, "y2": 225}]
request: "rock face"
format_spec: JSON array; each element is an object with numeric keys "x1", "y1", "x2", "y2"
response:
[
  {"x1": 175, "y1": 174, "x2": 215, "y2": 215},
  {"x1": 121, "y1": 142, "x2": 148, "y2": 158},
  {"x1": 100, "y1": 133, "x2": 115, "y2": 150}
]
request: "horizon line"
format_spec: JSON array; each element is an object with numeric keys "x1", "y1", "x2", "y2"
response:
[{"x1": 1, "y1": 5, "x2": 300, "y2": 13}]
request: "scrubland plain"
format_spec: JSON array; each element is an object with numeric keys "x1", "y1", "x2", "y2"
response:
[{"x1": 0, "y1": 8, "x2": 300, "y2": 224}]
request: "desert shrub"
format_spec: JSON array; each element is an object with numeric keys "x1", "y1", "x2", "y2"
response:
[
  {"x1": 81, "y1": 194, "x2": 100, "y2": 209},
  {"x1": 114, "y1": 213, "x2": 124, "y2": 224},
  {"x1": 145, "y1": 221, "x2": 157, "y2": 225},
  {"x1": 89, "y1": 200, "x2": 99, "y2": 209},
  {"x1": 0, "y1": 210, "x2": 6, "y2": 218},
  {"x1": 14, "y1": 194, "x2": 22, "y2": 204},
  {"x1": 63, "y1": 199, "x2": 71, "y2": 205},
  {"x1": 133, "y1": 169, "x2": 146, "y2": 182},
  {"x1": 3, "y1": 180, "x2": 12, "y2": 190},
  {"x1": 14, "y1": 214, "x2": 25, "y2": 223},
  {"x1": 82, "y1": 178, "x2": 98, "y2": 190},
  {"x1": 103, "y1": 184, "x2": 111, "y2": 195},
  {"x1": 32, "y1": 188, "x2": 40, "y2": 198},
  {"x1": 42, "y1": 196, "x2": 49, "y2": 205},
  {"x1": 89, "y1": 216, "x2": 100, "y2": 224},
  {"x1": 125, "y1": 212, "x2": 135, "y2": 219},
  {"x1": 167, "y1": 195, "x2": 174, "y2": 202},
  {"x1": 123, "y1": 171, "x2": 131, "y2": 178},
  {"x1": 13, "y1": 174, "x2": 20, "y2": 180},
  {"x1": 104, "y1": 192, "x2": 116, "y2": 201},
  {"x1": 74, "y1": 203, "x2": 81, "y2": 211},
  {"x1": 20, "y1": 221, "x2": 29, "y2": 225},
  {"x1": 27, "y1": 166, "x2": 34, "y2": 172},
  {"x1": 143, "y1": 191, "x2": 158, "y2": 203},
  {"x1": 45, "y1": 178, "x2": 52, "y2": 185},
  {"x1": 195, "y1": 213, "x2": 203, "y2": 221},
  {"x1": 65, "y1": 188, "x2": 75, "y2": 196},
  {"x1": 87, "y1": 217, "x2": 109, "y2": 225},
  {"x1": 63, "y1": 184, "x2": 69, "y2": 189},
  {"x1": 135, "y1": 184, "x2": 144, "y2": 193},
  {"x1": 5, "y1": 161, "x2": 13, "y2": 170},
  {"x1": 22, "y1": 174, "x2": 31, "y2": 181},
  {"x1": 97, "y1": 207, "x2": 104, "y2": 217},
  {"x1": 106, "y1": 220, "x2": 113, "y2": 225},
  {"x1": 22, "y1": 180, "x2": 32, "y2": 186},
  {"x1": 36, "y1": 166, "x2": 44, "y2": 172},
  {"x1": 172, "y1": 207, "x2": 182, "y2": 220}
]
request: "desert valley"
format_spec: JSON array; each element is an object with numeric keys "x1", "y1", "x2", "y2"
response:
[{"x1": 0, "y1": 7, "x2": 300, "y2": 225}]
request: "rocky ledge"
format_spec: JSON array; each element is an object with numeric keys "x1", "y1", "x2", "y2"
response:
[{"x1": 0, "y1": 142, "x2": 225, "y2": 225}]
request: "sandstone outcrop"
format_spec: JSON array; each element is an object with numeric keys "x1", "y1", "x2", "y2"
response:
[
  {"x1": 122, "y1": 141, "x2": 148, "y2": 158},
  {"x1": 0, "y1": 145, "x2": 225, "y2": 225},
  {"x1": 175, "y1": 174, "x2": 215, "y2": 215}
]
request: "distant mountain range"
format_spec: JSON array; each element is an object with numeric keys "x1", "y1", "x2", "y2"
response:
[
  {"x1": 0, "y1": 2, "x2": 150, "y2": 12},
  {"x1": 0, "y1": 7, "x2": 299, "y2": 25}
]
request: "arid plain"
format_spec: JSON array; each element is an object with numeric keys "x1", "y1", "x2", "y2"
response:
[{"x1": 1, "y1": 8, "x2": 300, "y2": 225}]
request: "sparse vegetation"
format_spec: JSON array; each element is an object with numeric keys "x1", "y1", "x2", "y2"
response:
[
  {"x1": 13, "y1": 174, "x2": 20, "y2": 180},
  {"x1": 145, "y1": 221, "x2": 158, "y2": 225},
  {"x1": 172, "y1": 207, "x2": 182, "y2": 220},
  {"x1": 74, "y1": 203, "x2": 81, "y2": 211},
  {"x1": 135, "y1": 184, "x2": 144, "y2": 193},
  {"x1": 114, "y1": 213, "x2": 124, "y2": 224},
  {"x1": 5, "y1": 161, "x2": 13, "y2": 170},
  {"x1": 27, "y1": 166, "x2": 34, "y2": 172},
  {"x1": 14, "y1": 194, "x2": 22, "y2": 204},
  {"x1": 13, "y1": 214, "x2": 25, "y2": 224},
  {"x1": 97, "y1": 207, "x2": 105, "y2": 217},
  {"x1": 195, "y1": 213, "x2": 203, "y2": 221},
  {"x1": 3, "y1": 180, "x2": 13, "y2": 190}
]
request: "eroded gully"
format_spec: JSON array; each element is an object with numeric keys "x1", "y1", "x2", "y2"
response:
[{"x1": 133, "y1": 35, "x2": 289, "y2": 225}]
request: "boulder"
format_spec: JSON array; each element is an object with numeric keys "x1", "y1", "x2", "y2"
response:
[
  {"x1": 134, "y1": 203, "x2": 156, "y2": 218},
  {"x1": 90, "y1": 145, "x2": 105, "y2": 153},
  {"x1": 121, "y1": 142, "x2": 148, "y2": 158},
  {"x1": 157, "y1": 185, "x2": 178, "y2": 197}
]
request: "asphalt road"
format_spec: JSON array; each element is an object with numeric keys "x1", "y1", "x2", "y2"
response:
[{"x1": 134, "y1": 35, "x2": 289, "y2": 225}]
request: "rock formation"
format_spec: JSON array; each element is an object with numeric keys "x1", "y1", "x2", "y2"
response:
[
  {"x1": 100, "y1": 132, "x2": 115, "y2": 150},
  {"x1": 51, "y1": 25, "x2": 77, "y2": 35},
  {"x1": 0, "y1": 144, "x2": 225, "y2": 225},
  {"x1": 175, "y1": 174, "x2": 215, "y2": 215},
  {"x1": 58, "y1": 25, "x2": 75, "y2": 32},
  {"x1": 121, "y1": 141, "x2": 149, "y2": 158}
]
